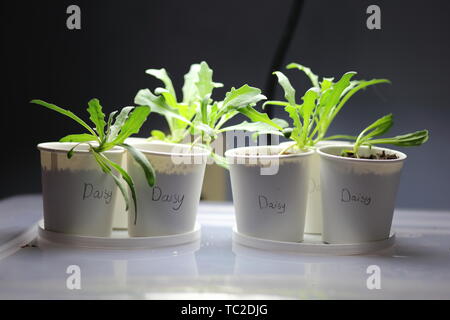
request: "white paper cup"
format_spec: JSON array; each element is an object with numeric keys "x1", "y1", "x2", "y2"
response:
[
  {"x1": 226, "y1": 145, "x2": 314, "y2": 242},
  {"x1": 38, "y1": 142, "x2": 125, "y2": 237},
  {"x1": 126, "y1": 141, "x2": 208, "y2": 237},
  {"x1": 317, "y1": 145, "x2": 406, "y2": 244}
]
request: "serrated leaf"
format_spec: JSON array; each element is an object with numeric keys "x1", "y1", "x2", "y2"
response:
[
  {"x1": 111, "y1": 106, "x2": 151, "y2": 145},
  {"x1": 222, "y1": 85, "x2": 267, "y2": 112},
  {"x1": 107, "y1": 107, "x2": 134, "y2": 143},
  {"x1": 286, "y1": 63, "x2": 320, "y2": 88},
  {"x1": 146, "y1": 68, "x2": 177, "y2": 101},
  {"x1": 195, "y1": 61, "x2": 222, "y2": 100},
  {"x1": 87, "y1": 98, "x2": 106, "y2": 141},
  {"x1": 105, "y1": 111, "x2": 118, "y2": 138},
  {"x1": 285, "y1": 105, "x2": 302, "y2": 143},
  {"x1": 239, "y1": 106, "x2": 284, "y2": 131},
  {"x1": 182, "y1": 63, "x2": 201, "y2": 105},
  {"x1": 135, "y1": 89, "x2": 192, "y2": 126},
  {"x1": 154, "y1": 87, "x2": 178, "y2": 109},
  {"x1": 272, "y1": 71, "x2": 296, "y2": 106}
]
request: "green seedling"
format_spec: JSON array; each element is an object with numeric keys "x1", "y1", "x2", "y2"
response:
[
  {"x1": 31, "y1": 99, "x2": 155, "y2": 224},
  {"x1": 263, "y1": 63, "x2": 390, "y2": 153},
  {"x1": 135, "y1": 61, "x2": 287, "y2": 168},
  {"x1": 339, "y1": 113, "x2": 429, "y2": 158}
]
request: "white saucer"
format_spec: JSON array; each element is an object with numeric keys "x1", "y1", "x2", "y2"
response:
[
  {"x1": 232, "y1": 227, "x2": 395, "y2": 255},
  {"x1": 38, "y1": 220, "x2": 201, "y2": 250}
]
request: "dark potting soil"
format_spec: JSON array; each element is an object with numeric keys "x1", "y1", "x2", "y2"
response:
[{"x1": 341, "y1": 150, "x2": 398, "y2": 160}]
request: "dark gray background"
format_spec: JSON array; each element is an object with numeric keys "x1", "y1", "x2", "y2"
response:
[{"x1": 1, "y1": 0, "x2": 449, "y2": 209}]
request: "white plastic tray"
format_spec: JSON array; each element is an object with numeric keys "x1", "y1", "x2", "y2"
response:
[
  {"x1": 38, "y1": 220, "x2": 201, "y2": 250},
  {"x1": 232, "y1": 227, "x2": 395, "y2": 255},
  {"x1": 0, "y1": 195, "x2": 43, "y2": 259}
]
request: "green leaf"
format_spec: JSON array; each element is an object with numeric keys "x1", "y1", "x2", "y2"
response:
[
  {"x1": 193, "y1": 122, "x2": 217, "y2": 139},
  {"x1": 316, "y1": 71, "x2": 357, "y2": 138},
  {"x1": 86, "y1": 98, "x2": 106, "y2": 141},
  {"x1": 238, "y1": 106, "x2": 284, "y2": 131},
  {"x1": 272, "y1": 118, "x2": 289, "y2": 129},
  {"x1": 110, "y1": 106, "x2": 151, "y2": 145},
  {"x1": 182, "y1": 63, "x2": 201, "y2": 105},
  {"x1": 154, "y1": 87, "x2": 179, "y2": 109},
  {"x1": 214, "y1": 110, "x2": 239, "y2": 130},
  {"x1": 105, "y1": 111, "x2": 118, "y2": 138},
  {"x1": 146, "y1": 68, "x2": 177, "y2": 101},
  {"x1": 332, "y1": 79, "x2": 391, "y2": 120},
  {"x1": 272, "y1": 71, "x2": 296, "y2": 106},
  {"x1": 300, "y1": 87, "x2": 320, "y2": 116},
  {"x1": 30, "y1": 99, "x2": 97, "y2": 137},
  {"x1": 220, "y1": 121, "x2": 283, "y2": 133},
  {"x1": 93, "y1": 150, "x2": 131, "y2": 212},
  {"x1": 209, "y1": 152, "x2": 230, "y2": 170},
  {"x1": 60, "y1": 133, "x2": 98, "y2": 143},
  {"x1": 285, "y1": 105, "x2": 302, "y2": 144},
  {"x1": 369, "y1": 130, "x2": 429, "y2": 147},
  {"x1": 262, "y1": 100, "x2": 291, "y2": 109},
  {"x1": 200, "y1": 97, "x2": 209, "y2": 125},
  {"x1": 122, "y1": 143, "x2": 156, "y2": 187},
  {"x1": 353, "y1": 114, "x2": 394, "y2": 154},
  {"x1": 151, "y1": 130, "x2": 166, "y2": 140},
  {"x1": 323, "y1": 135, "x2": 357, "y2": 141},
  {"x1": 325, "y1": 71, "x2": 357, "y2": 113},
  {"x1": 299, "y1": 88, "x2": 320, "y2": 143},
  {"x1": 90, "y1": 148, "x2": 111, "y2": 173},
  {"x1": 320, "y1": 77, "x2": 334, "y2": 91},
  {"x1": 98, "y1": 152, "x2": 138, "y2": 224},
  {"x1": 221, "y1": 85, "x2": 267, "y2": 112},
  {"x1": 135, "y1": 89, "x2": 192, "y2": 126},
  {"x1": 286, "y1": 63, "x2": 320, "y2": 88},
  {"x1": 195, "y1": 61, "x2": 223, "y2": 100},
  {"x1": 67, "y1": 142, "x2": 88, "y2": 159},
  {"x1": 357, "y1": 113, "x2": 394, "y2": 144},
  {"x1": 110, "y1": 174, "x2": 131, "y2": 212},
  {"x1": 106, "y1": 107, "x2": 134, "y2": 143}
]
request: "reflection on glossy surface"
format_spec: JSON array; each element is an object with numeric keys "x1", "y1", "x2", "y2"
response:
[{"x1": 0, "y1": 196, "x2": 449, "y2": 299}]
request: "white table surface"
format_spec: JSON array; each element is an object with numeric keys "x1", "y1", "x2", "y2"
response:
[{"x1": 0, "y1": 194, "x2": 449, "y2": 299}]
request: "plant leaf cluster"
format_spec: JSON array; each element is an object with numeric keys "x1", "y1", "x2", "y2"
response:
[
  {"x1": 31, "y1": 99, "x2": 154, "y2": 224},
  {"x1": 135, "y1": 61, "x2": 288, "y2": 168},
  {"x1": 263, "y1": 63, "x2": 391, "y2": 151},
  {"x1": 338, "y1": 114, "x2": 429, "y2": 157}
]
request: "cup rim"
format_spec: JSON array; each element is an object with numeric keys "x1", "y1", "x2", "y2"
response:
[
  {"x1": 126, "y1": 140, "x2": 210, "y2": 158},
  {"x1": 317, "y1": 144, "x2": 407, "y2": 163},
  {"x1": 225, "y1": 145, "x2": 314, "y2": 160},
  {"x1": 37, "y1": 142, "x2": 125, "y2": 154}
]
